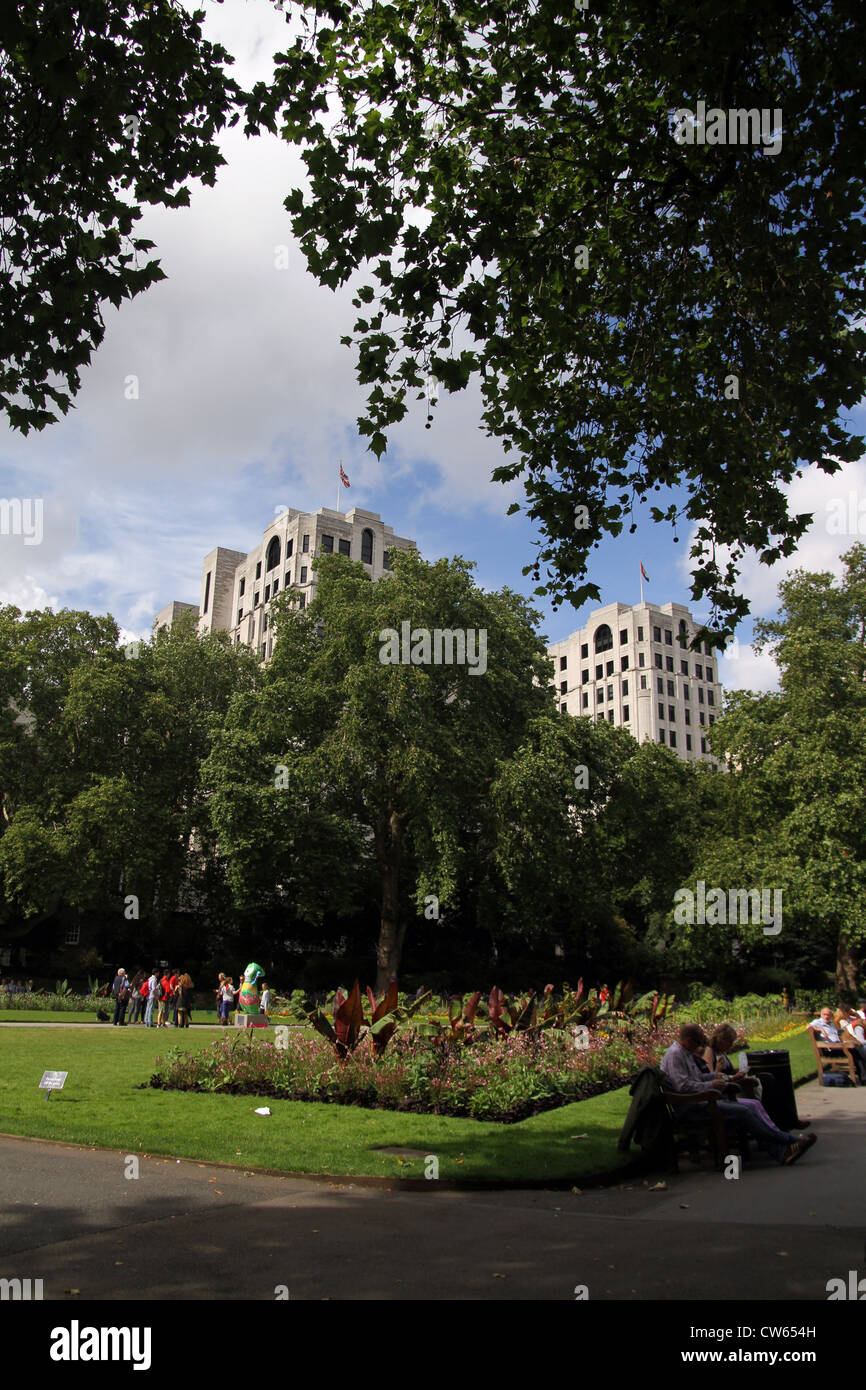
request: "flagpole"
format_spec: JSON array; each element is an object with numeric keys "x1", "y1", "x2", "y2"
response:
[
  {"x1": 336, "y1": 462, "x2": 340, "y2": 514},
  {"x1": 640, "y1": 564, "x2": 644, "y2": 606}
]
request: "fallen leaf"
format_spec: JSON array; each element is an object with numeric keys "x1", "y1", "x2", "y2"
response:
[
  {"x1": 570, "y1": 1134, "x2": 589, "y2": 1140},
  {"x1": 679, "y1": 1203, "x2": 689, "y2": 1209},
  {"x1": 777, "y1": 1251, "x2": 789, "y2": 1257},
  {"x1": 571, "y1": 1186, "x2": 582, "y2": 1194},
  {"x1": 649, "y1": 1181, "x2": 667, "y2": 1191},
  {"x1": 492, "y1": 1273, "x2": 506, "y2": 1278},
  {"x1": 214, "y1": 1190, "x2": 222, "y2": 1195}
]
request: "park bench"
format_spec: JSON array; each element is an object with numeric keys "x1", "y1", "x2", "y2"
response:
[
  {"x1": 808, "y1": 1027, "x2": 860, "y2": 1085},
  {"x1": 618, "y1": 1067, "x2": 751, "y2": 1173}
]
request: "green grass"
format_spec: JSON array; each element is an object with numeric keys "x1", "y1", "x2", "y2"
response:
[{"x1": 0, "y1": 1022, "x2": 818, "y2": 1184}]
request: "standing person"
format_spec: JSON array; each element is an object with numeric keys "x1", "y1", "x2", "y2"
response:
[
  {"x1": 215, "y1": 973, "x2": 226, "y2": 1021},
  {"x1": 168, "y1": 969, "x2": 179, "y2": 1026},
  {"x1": 144, "y1": 968, "x2": 160, "y2": 1027},
  {"x1": 220, "y1": 976, "x2": 236, "y2": 1025},
  {"x1": 128, "y1": 971, "x2": 146, "y2": 1025},
  {"x1": 175, "y1": 974, "x2": 194, "y2": 1028},
  {"x1": 157, "y1": 968, "x2": 172, "y2": 1028},
  {"x1": 259, "y1": 981, "x2": 272, "y2": 1021},
  {"x1": 111, "y1": 969, "x2": 130, "y2": 1027}
]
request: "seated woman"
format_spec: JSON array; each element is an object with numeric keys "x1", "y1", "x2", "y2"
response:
[
  {"x1": 836, "y1": 1007, "x2": 866, "y2": 1046},
  {"x1": 698, "y1": 1023, "x2": 789, "y2": 1137}
]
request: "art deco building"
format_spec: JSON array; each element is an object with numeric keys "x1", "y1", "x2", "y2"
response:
[
  {"x1": 155, "y1": 505, "x2": 416, "y2": 660},
  {"x1": 547, "y1": 600, "x2": 723, "y2": 762}
]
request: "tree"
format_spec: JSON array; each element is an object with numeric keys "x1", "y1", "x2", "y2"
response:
[
  {"x1": 0, "y1": 0, "x2": 239, "y2": 432},
  {"x1": 669, "y1": 546, "x2": 866, "y2": 994},
  {"x1": 247, "y1": 0, "x2": 866, "y2": 635}
]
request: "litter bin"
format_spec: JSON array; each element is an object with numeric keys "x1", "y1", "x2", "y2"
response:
[{"x1": 746, "y1": 1049, "x2": 800, "y2": 1130}]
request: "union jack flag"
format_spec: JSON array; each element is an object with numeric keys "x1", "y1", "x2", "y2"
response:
[{"x1": 339, "y1": 464, "x2": 351, "y2": 489}]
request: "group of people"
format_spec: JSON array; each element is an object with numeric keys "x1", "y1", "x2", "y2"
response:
[
  {"x1": 661, "y1": 1021, "x2": 818, "y2": 1166},
  {"x1": 809, "y1": 1005, "x2": 866, "y2": 1082},
  {"x1": 0, "y1": 979, "x2": 33, "y2": 994},
  {"x1": 110, "y1": 968, "x2": 195, "y2": 1028}
]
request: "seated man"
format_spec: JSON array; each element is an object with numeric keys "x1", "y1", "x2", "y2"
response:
[
  {"x1": 661, "y1": 1024, "x2": 816, "y2": 1166},
  {"x1": 809, "y1": 1006, "x2": 866, "y2": 1082}
]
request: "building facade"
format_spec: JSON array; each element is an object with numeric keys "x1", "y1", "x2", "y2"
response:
[
  {"x1": 548, "y1": 600, "x2": 723, "y2": 762},
  {"x1": 158, "y1": 506, "x2": 416, "y2": 661}
]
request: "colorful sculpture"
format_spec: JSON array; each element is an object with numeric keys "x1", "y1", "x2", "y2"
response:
[{"x1": 239, "y1": 962, "x2": 265, "y2": 1018}]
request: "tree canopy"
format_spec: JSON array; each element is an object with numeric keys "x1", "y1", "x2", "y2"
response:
[{"x1": 247, "y1": 0, "x2": 866, "y2": 635}]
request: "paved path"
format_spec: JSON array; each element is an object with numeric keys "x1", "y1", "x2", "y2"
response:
[{"x1": 1, "y1": 1079, "x2": 863, "y2": 1300}]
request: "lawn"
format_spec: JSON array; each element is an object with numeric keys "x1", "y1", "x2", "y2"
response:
[
  {"x1": 0, "y1": 1010, "x2": 220, "y2": 1025},
  {"x1": 0, "y1": 1023, "x2": 817, "y2": 1184}
]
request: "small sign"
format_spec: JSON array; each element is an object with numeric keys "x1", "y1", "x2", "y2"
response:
[{"x1": 38, "y1": 1070, "x2": 67, "y2": 1101}]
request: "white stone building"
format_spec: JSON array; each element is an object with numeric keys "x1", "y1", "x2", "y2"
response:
[
  {"x1": 548, "y1": 600, "x2": 723, "y2": 762},
  {"x1": 157, "y1": 506, "x2": 416, "y2": 661}
]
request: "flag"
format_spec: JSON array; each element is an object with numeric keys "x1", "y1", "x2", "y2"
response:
[
  {"x1": 339, "y1": 464, "x2": 350, "y2": 489},
  {"x1": 640, "y1": 561, "x2": 650, "y2": 582}
]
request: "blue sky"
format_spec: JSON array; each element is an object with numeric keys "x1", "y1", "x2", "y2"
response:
[{"x1": 1, "y1": 0, "x2": 864, "y2": 694}]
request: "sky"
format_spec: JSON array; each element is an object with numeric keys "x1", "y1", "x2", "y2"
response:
[{"x1": 1, "y1": 0, "x2": 864, "y2": 695}]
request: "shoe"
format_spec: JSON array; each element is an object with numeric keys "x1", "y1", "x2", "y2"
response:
[{"x1": 784, "y1": 1133, "x2": 817, "y2": 1165}]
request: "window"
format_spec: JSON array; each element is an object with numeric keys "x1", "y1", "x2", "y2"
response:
[
  {"x1": 637, "y1": 626, "x2": 644, "y2": 641},
  {"x1": 620, "y1": 628, "x2": 628, "y2": 644},
  {"x1": 607, "y1": 684, "x2": 613, "y2": 700},
  {"x1": 698, "y1": 687, "x2": 705, "y2": 704},
  {"x1": 203, "y1": 571, "x2": 211, "y2": 614},
  {"x1": 361, "y1": 528, "x2": 374, "y2": 564},
  {"x1": 681, "y1": 660, "x2": 689, "y2": 675},
  {"x1": 657, "y1": 677, "x2": 663, "y2": 693},
  {"x1": 621, "y1": 656, "x2": 629, "y2": 671},
  {"x1": 263, "y1": 614, "x2": 269, "y2": 632},
  {"x1": 561, "y1": 702, "x2": 567, "y2": 714},
  {"x1": 709, "y1": 713, "x2": 715, "y2": 725},
  {"x1": 286, "y1": 538, "x2": 294, "y2": 559},
  {"x1": 302, "y1": 535, "x2": 310, "y2": 553},
  {"x1": 658, "y1": 730, "x2": 666, "y2": 744},
  {"x1": 253, "y1": 561, "x2": 261, "y2": 580},
  {"x1": 273, "y1": 577, "x2": 279, "y2": 593},
  {"x1": 686, "y1": 734, "x2": 692, "y2": 751},
  {"x1": 669, "y1": 729, "x2": 677, "y2": 748},
  {"x1": 666, "y1": 656, "x2": 674, "y2": 672},
  {"x1": 594, "y1": 624, "x2": 613, "y2": 653},
  {"x1": 237, "y1": 608, "x2": 243, "y2": 625},
  {"x1": 678, "y1": 619, "x2": 689, "y2": 647},
  {"x1": 668, "y1": 705, "x2": 676, "y2": 722},
  {"x1": 695, "y1": 663, "x2": 704, "y2": 679},
  {"x1": 300, "y1": 566, "x2": 307, "y2": 584},
  {"x1": 664, "y1": 629, "x2": 672, "y2": 645},
  {"x1": 623, "y1": 704, "x2": 630, "y2": 721},
  {"x1": 597, "y1": 688, "x2": 604, "y2": 703},
  {"x1": 560, "y1": 655, "x2": 567, "y2": 670},
  {"x1": 699, "y1": 712, "x2": 706, "y2": 725},
  {"x1": 655, "y1": 653, "x2": 663, "y2": 669},
  {"x1": 658, "y1": 702, "x2": 665, "y2": 720},
  {"x1": 701, "y1": 737, "x2": 708, "y2": 753},
  {"x1": 321, "y1": 534, "x2": 334, "y2": 554},
  {"x1": 639, "y1": 652, "x2": 645, "y2": 667},
  {"x1": 582, "y1": 692, "x2": 589, "y2": 709},
  {"x1": 264, "y1": 584, "x2": 270, "y2": 602},
  {"x1": 667, "y1": 679, "x2": 675, "y2": 696},
  {"x1": 560, "y1": 680, "x2": 568, "y2": 694},
  {"x1": 704, "y1": 642, "x2": 712, "y2": 656},
  {"x1": 595, "y1": 664, "x2": 603, "y2": 680},
  {"x1": 340, "y1": 538, "x2": 351, "y2": 557},
  {"x1": 597, "y1": 713, "x2": 604, "y2": 724},
  {"x1": 298, "y1": 593, "x2": 305, "y2": 610},
  {"x1": 254, "y1": 591, "x2": 260, "y2": 608},
  {"x1": 653, "y1": 625, "x2": 661, "y2": 642},
  {"x1": 580, "y1": 643, "x2": 588, "y2": 659},
  {"x1": 582, "y1": 669, "x2": 589, "y2": 684},
  {"x1": 685, "y1": 709, "x2": 691, "y2": 726},
  {"x1": 606, "y1": 660, "x2": 614, "y2": 676},
  {"x1": 708, "y1": 690, "x2": 715, "y2": 707},
  {"x1": 239, "y1": 577, "x2": 246, "y2": 597},
  {"x1": 607, "y1": 710, "x2": 614, "y2": 723},
  {"x1": 622, "y1": 680, "x2": 628, "y2": 696},
  {"x1": 382, "y1": 548, "x2": 391, "y2": 568},
  {"x1": 683, "y1": 685, "x2": 690, "y2": 700},
  {"x1": 261, "y1": 643, "x2": 267, "y2": 660},
  {"x1": 266, "y1": 536, "x2": 281, "y2": 571},
  {"x1": 640, "y1": 674, "x2": 648, "y2": 689},
  {"x1": 706, "y1": 664, "x2": 714, "y2": 682}
]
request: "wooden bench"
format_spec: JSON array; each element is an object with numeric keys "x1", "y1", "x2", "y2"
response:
[
  {"x1": 618, "y1": 1067, "x2": 751, "y2": 1173},
  {"x1": 808, "y1": 1027, "x2": 860, "y2": 1085}
]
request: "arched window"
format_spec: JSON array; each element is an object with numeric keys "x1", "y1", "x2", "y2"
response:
[
  {"x1": 361, "y1": 528, "x2": 374, "y2": 564},
  {"x1": 593, "y1": 624, "x2": 613, "y2": 653},
  {"x1": 265, "y1": 536, "x2": 281, "y2": 572}
]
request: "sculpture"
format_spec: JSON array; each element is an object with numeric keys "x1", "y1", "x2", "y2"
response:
[{"x1": 239, "y1": 962, "x2": 265, "y2": 1018}]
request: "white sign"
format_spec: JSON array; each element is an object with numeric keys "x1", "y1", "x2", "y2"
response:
[{"x1": 38, "y1": 1070, "x2": 67, "y2": 1092}]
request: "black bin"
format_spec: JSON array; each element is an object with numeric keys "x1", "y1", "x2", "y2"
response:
[{"x1": 746, "y1": 1049, "x2": 800, "y2": 1130}]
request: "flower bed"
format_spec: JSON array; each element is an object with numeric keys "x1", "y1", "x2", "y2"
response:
[
  {"x1": 149, "y1": 1021, "x2": 680, "y2": 1123},
  {"x1": 0, "y1": 990, "x2": 103, "y2": 1013}
]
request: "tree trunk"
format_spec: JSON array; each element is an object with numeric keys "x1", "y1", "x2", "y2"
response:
[
  {"x1": 836, "y1": 931, "x2": 858, "y2": 1000},
  {"x1": 375, "y1": 808, "x2": 406, "y2": 993}
]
